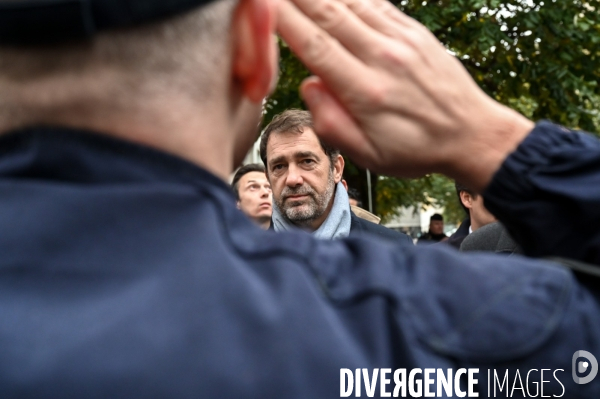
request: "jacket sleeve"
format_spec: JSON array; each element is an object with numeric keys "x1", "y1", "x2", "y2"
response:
[
  {"x1": 483, "y1": 121, "x2": 600, "y2": 264},
  {"x1": 310, "y1": 237, "x2": 600, "y2": 397}
]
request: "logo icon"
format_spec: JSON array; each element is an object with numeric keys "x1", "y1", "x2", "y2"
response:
[{"x1": 572, "y1": 350, "x2": 598, "y2": 384}]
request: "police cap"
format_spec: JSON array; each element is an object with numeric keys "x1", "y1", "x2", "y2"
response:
[{"x1": 0, "y1": 0, "x2": 219, "y2": 45}]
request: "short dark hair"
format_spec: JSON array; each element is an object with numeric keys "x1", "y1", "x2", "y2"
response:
[
  {"x1": 231, "y1": 163, "x2": 266, "y2": 200},
  {"x1": 259, "y1": 109, "x2": 340, "y2": 173},
  {"x1": 347, "y1": 188, "x2": 362, "y2": 207},
  {"x1": 430, "y1": 213, "x2": 444, "y2": 221},
  {"x1": 455, "y1": 181, "x2": 477, "y2": 216}
]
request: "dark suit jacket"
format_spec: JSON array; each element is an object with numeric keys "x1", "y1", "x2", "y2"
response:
[
  {"x1": 349, "y1": 211, "x2": 413, "y2": 245},
  {"x1": 460, "y1": 221, "x2": 523, "y2": 255},
  {"x1": 445, "y1": 218, "x2": 471, "y2": 249}
]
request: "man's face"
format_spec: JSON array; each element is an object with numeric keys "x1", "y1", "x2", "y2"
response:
[
  {"x1": 460, "y1": 191, "x2": 496, "y2": 231},
  {"x1": 430, "y1": 220, "x2": 444, "y2": 235},
  {"x1": 266, "y1": 128, "x2": 342, "y2": 230},
  {"x1": 469, "y1": 195, "x2": 496, "y2": 231},
  {"x1": 237, "y1": 171, "x2": 272, "y2": 223}
]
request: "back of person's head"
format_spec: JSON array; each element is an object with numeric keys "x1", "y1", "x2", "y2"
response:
[
  {"x1": 347, "y1": 188, "x2": 362, "y2": 208},
  {"x1": 430, "y1": 213, "x2": 443, "y2": 222},
  {"x1": 0, "y1": 0, "x2": 237, "y2": 132},
  {"x1": 231, "y1": 163, "x2": 266, "y2": 200},
  {"x1": 259, "y1": 109, "x2": 340, "y2": 172}
]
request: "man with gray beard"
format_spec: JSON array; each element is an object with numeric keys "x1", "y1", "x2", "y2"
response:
[{"x1": 260, "y1": 109, "x2": 411, "y2": 243}]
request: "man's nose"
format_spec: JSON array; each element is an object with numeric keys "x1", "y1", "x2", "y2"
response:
[
  {"x1": 260, "y1": 187, "x2": 271, "y2": 198},
  {"x1": 285, "y1": 165, "x2": 303, "y2": 187}
]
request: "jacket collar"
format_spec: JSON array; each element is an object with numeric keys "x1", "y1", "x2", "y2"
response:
[{"x1": 0, "y1": 126, "x2": 233, "y2": 197}]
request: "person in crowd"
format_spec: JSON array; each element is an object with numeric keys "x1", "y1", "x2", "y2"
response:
[
  {"x1": 0, "y1": 0, "x2": 599, "y2": 397},
  {"x1": 347, "y1": 188, "x2": 362, "y2": 208},
  {"x1": 341, "y1": 181, "x2": 382, "y2": 224},
  {"x1": 417, "y1": 213, "x2": 447, "y2": 244},
  {"x1": 231, "y1": 163, "x2": 272, "y2": 229},
  {"x1": 260, "y1": 109, "x2": 410, "y2": 242},
  {"x1": 446, "y1": 182, "x2": 498, "y2": 248}
]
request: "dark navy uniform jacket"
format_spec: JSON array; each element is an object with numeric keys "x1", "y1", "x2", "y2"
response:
[{"x1": 0, "y1": 122, "x2": 599, "y2": 398}]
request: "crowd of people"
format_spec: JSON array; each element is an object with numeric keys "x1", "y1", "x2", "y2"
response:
[
  {"x1": 233, "y1": 109, "x2": 411, "y2": 244},
  {"x1": 1, "y1": 0, "x2": 599, "y2": 397},
  {"x1": 232, "y1": 114, "x2": 515, "y2": 255}
]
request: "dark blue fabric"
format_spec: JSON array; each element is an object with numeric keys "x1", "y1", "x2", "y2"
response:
[
  {"x1": 484, "y1": 121, "x2": 600, "y2": 264},
  {"x1": 0, "y1": 0, "x2": 216, "y2": 44},
  {"x1": 0, "y1": 127, "x2": 599, "y2": 398}
]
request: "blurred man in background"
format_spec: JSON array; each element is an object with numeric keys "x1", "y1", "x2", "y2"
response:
[
  {"x1": 346, "y1": 188, "x2": 361, "y2": 208},
  {"x1": 446, "y1": 182, "x2": 497, "y2": 248},
  {"x1": 344, "y1": 184, "x2": 381, "y2": 224},
  {"x1": 231, "y1": 163, "x2": 272, "y2": 229},
  {"x1": 417, "y1": 213, "x2": 447, "y2": 244}
]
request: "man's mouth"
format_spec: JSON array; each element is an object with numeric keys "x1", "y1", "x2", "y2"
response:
[{"x1": 285, "y1": 194, "x2": 308, "y2": 201}]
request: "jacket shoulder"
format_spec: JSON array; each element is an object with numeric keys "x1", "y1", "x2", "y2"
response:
[
  {"x1": 350, "y1": 212, "x2": 412, "y2": 244},
  {"x1": 445, "y1": 218, "x2": 470, "y2": 249},
  {"x1": 350, "y1": 205, "x2": 381, "y2": 224}
]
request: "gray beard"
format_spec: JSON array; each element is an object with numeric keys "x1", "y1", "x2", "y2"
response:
[{"x1": 276, "y1": 171, "x2": 336, "y2": 227}]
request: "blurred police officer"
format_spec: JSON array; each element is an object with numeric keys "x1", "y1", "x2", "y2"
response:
[
  {"x1": 417, "y1": 213, "x2": 447, "y2": 245},
  {"x1": 0, "y1": 0, "x2": 599, "y2": 398}
]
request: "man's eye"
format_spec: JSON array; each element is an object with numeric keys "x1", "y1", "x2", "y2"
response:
[
  {"x1": 302, "y1": 159, "x2": 314, "y2": 164},
  {"x1": 272, "y1": 165, "x2": 284, "y2": 171}
]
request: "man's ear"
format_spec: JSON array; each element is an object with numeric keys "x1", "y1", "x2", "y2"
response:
[
  {"x1": 232, "y1": 0, "x2": 279, "y2": 102},
  {"x1": 236, "y1": 201, "x2": 241, "y2": 210},
  {"x1": 459, "y1": 191, "x2": 473, "y2": 209},
  {"x1": 333, "y1": 154, "x2": 345, "y2": 183}
]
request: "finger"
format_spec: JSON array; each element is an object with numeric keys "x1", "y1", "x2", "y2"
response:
[
  {"x1": 283, "y1": 0, "x2": 386, "y2": 60},
  {"x1": 301, "y1": 77, "x2": 380, "y2": 168},
  {"x1": 277, "y1": 0, "x2": 373, "y2": 97},
  {"x1": 370, "y1": 0, "x2": 424, "y2": 31},
  {"x1": 337, "y1": 0, "x2": 411, "y2": 37},
  {"x1": 339, "y1": 0, "x2": 444, "y2": 51}
]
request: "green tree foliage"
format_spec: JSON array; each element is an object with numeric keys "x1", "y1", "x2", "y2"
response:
[
  {"x1": 377, "y1": 174, "x2": 465, "y2": 224},
  {"x1": 405, "y1": 0, "x2": 600, "y2": 131},
  {"x1": 265, "y1": 0, "x2": 600, "y2": 218},
  {"x1": 262, "y1": 40, "x2": 310, "y2": 128}
]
